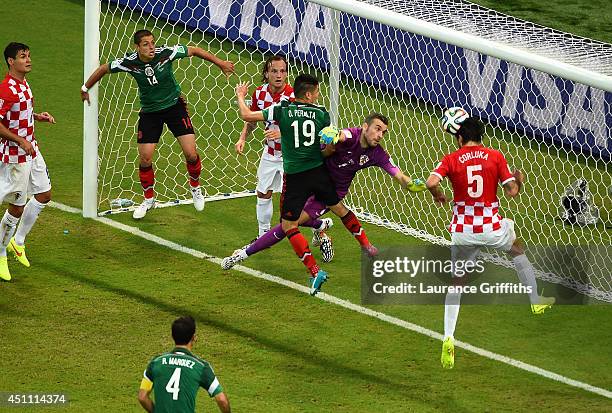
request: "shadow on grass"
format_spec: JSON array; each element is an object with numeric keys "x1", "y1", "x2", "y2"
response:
[{"x1": 45, "y1": 262, "x2": 472, "y2": 411}]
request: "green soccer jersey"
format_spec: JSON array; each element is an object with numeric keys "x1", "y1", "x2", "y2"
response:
[
  {"x1": 262, "y1": 100, "x2": 330, "y2": 174},
  {"x1": 109, "y1": 44, "x2": 189, "y2": 112},
  {"x1": 143, "y1": 347, "x2": 223, "y2": 413}
]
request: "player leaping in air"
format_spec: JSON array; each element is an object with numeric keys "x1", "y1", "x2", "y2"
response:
[
  {"x1": 221, "y1": 113, "x2": 426, "y2": 270},
  {"x1": 426, "y1": 115, "x2": 555, "y2": 370},
  {"x1": 235, "y1": 75, "x2": 384, "y2": 295},
  {"x1": 81, "y1": 29, "x2": 234, "y2": 219}
]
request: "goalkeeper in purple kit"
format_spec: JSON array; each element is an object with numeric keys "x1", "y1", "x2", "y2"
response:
[
  {"x1": 235, "y1": 75, "x2": 402, "y2": 295},
  {"x1": 222, "y1": 113, "x2": 426, "y2": 272}
]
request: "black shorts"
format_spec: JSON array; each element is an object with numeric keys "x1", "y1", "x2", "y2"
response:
[
  {"x1": 137, "y1": 96, "x2": 195, "y2": 144},
  {"x1": 280, "y1": 165, "x2": 340, "y2": 221}
]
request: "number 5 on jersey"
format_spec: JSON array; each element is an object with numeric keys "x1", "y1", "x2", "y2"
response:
[{"x1": 466, "y1": 165, "x2": 483, "y2": 198}]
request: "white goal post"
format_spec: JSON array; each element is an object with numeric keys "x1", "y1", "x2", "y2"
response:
[
  {"x1": 311, "y1": 0, "x2": 612, "y2": 91},
  {"x1": 83, "y1": 0, "x2": 612, "y2": 301}
]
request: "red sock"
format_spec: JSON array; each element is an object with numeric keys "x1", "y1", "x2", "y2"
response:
[
  {"x1": 341, "y1": 210, "x2": 370, "y2": 247},
  {"x1": 139, "y1": 165, "x2": 155, "y2": 199},
  {"x1": 186, "y1": 155, "x2": 201, "y2": 188},
  {"x1": 286, "y1": 228, "x2": 319, "y2": 276}
]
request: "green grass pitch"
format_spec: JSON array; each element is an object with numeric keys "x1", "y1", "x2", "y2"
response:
[{"x1": 0, "y1": 1, "x2": 610, "y2": 411}]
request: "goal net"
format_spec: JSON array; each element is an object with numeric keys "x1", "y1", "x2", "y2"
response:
[{"x1": 88, "y1": 0, "x2": 612, "y2": 301}]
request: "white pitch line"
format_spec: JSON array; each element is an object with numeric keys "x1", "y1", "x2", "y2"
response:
[{"x1": 50, "y1": 201, "x2": 611, "y2": 399}]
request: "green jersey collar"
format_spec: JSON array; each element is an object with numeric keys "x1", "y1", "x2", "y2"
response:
[{"x1": 171, "y1": 347, "x2": 194, "y2": 356}]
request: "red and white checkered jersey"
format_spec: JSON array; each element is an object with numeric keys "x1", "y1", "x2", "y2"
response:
[
  {"x1": 0, "y1": 73, "x2": 38, "y2": 164},
  {"x1": 250, "y1": 83, "x2": 294, "y2": 162},
  {"x1": 431, "y1": 145, "x2": 515, "y2": 233}
]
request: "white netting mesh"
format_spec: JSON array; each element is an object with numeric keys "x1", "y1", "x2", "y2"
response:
[
  {"x1": 359, "y1": 0, "x2": 612, "y2": 76},
  {"x1": 95, "y1": 0, "x2": 611, "y2": 301},
  {"x1": 97, "y1": 1, "x2": 337, "y2": 214}
]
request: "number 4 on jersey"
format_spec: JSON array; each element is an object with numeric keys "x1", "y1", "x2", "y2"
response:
[{"x1": 166, "y1": 368, "x2": 181, "y2": 400}]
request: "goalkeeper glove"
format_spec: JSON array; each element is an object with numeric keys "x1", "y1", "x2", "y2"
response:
[
  {"x1": 319, "y1": 126, "x2": 340, "y2": 145},
  {"x1": 406, "y1": 178, "x2": 427, "y2": 193}
]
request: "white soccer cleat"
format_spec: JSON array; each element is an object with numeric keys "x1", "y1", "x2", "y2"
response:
[
  {"x1": 319, "y1": 232, "x2": 334, "y2": 263},
  {"x1": 192, "y1": 186, "x2": 205, "y2": 211},
  {"x1": 221, "y1": 248, "x2": 247, "y2": 270},
  {"x1": 312, "y1": 218, "x2": 333, "y2": 247},
  {"x1": 133, "y1": 198, "x2": 155, "y2": 220}
]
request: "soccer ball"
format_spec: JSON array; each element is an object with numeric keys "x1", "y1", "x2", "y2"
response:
[{"x1": 441, "y1": 107, "x2": 469, "y2": 134}]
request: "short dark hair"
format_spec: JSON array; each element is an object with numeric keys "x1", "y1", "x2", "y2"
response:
[
  {"x1": 365, "y1": 113, "x2": 389, "y2": 127},
  {"x1": 293, "y1": 74, "x2": 319, "y2": 99},
  {"x1": 261, "y1": 55, "x2": 288, "y2": 83},
  {"x1": 171, "y1": 316, "x2": 196, "y2": 345},
  {"x1": 4, "y1": 42, "x2": 29, "y2": 68},
  {"x1": 133, "y1": 30, "x2": 154, "y2": 45},
  {"x1": 457, "y1": 116, "x2": 485, "y2": 143}
]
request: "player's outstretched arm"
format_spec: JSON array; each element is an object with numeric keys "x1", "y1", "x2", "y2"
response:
[
  {"x1": 426, "y1": 174, "x2": 449, "y2": 204},
  {"x1": 235, "y1": 82, "x2": 264, "y2": 123},
  {"x1": 188, "y1": 46, "x2": 235, "y2": 78},
  {"x1": 81, "y1": 63, "x2": 110, "y2": 105},
  {"x1": 394, "y1": 171, "x2": 426, "y2": 193},
  {"x1": 503, "y1": 169, "x2": 524, "y2": 198}
]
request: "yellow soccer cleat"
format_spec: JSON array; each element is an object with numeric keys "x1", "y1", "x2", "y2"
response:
[
  {"x1": 441, "y1": 336, "x2": 455, "y2": 369},
  {"x1": 7, "y1": 237, "x2": 30, "y2": 267},
  {"x1": 0, "y1": 256, "x2": 11, "y2": 281},
  {"x1": 531, "y1": 296, "x2": 555, "y2": 315}
]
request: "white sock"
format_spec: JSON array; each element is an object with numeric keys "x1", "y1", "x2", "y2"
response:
[
  {"x1": 237, "y1": 249, "x2": 248, "y2": 260},
  {"x1": 444, "y1": 291, "x2": 462, "y2": 339},
  {"x1": 256, "y1": 197, "x2": 273, "y2": 237},
  {"x1": 513, "y1": 254, "x2": 540, "y2": 304},
  {"x1": 14, "y1": 198, "x2": 46, "y2": 246},
  {"x1": 0, "y1": 211, "x2": 20, "y2": 257}
]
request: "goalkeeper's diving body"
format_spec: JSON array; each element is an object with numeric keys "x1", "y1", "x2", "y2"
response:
[
  {"x1": 225, "y1": 105, "x2": 427, "y2": 291},
  {"x1": 80, "y1": 29, "x2": 235, "y2": 219},
  {"x1": 235, "y1": 75, "x2": 396, "y2": 296}
]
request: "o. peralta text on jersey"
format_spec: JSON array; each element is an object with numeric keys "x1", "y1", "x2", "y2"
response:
[{"x1": 288, "y1": 109, "x2": 315, "y2": 119}]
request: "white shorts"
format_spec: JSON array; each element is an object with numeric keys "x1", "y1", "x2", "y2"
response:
[
  {"x1": 0, "y1": 155, "x2": 52, "y2": 207},
  {"x1": 256, "y1": 157, "x2": 283, "y2": 194},
  {"x1": 450, "y1": 218, "x2": 516, "y2": 278},
  {"x1": 450, "y1": 218, "x2": 516, "y2": 264},
  {"x1": 451, "y1": 218, "x2": 516, "y2": 252}
]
